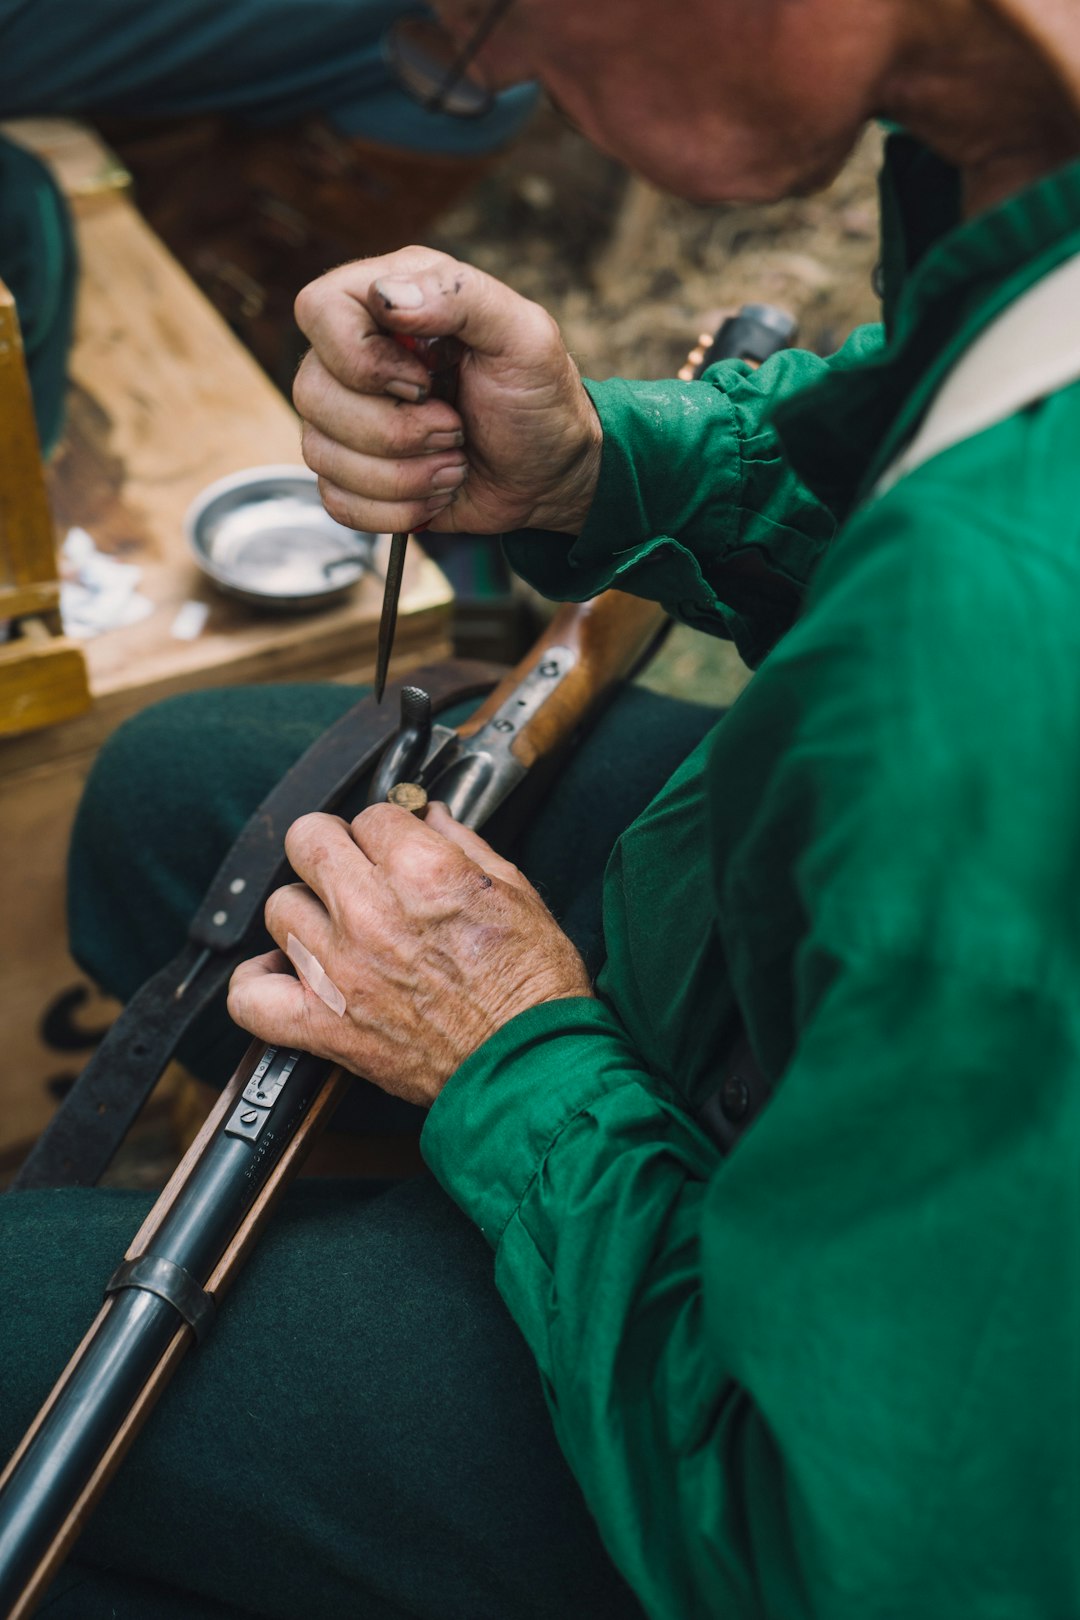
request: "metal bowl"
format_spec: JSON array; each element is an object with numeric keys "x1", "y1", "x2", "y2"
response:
[{"x1": 185, "y1": 466, "x2": 382, "y2": 611}]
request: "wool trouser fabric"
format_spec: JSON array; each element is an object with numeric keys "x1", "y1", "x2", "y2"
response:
[
  {"x1": 2, "y1": 680, "x2": 719, "y2": 1618},
  {"x1": 5, "y1": 1179, "x2": 643, "y2": 1620}
]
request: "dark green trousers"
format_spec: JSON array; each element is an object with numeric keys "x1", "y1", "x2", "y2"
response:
[{"x1": 2, "y1": 680, "x2": 720, "y2": 1618}]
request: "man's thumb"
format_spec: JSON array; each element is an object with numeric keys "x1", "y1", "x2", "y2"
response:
[
  {"x1": 370, "y1": 263, "x2": 535, "y2": 361},
  {"x1": 372, "y1": 276, "x2": 431, "y2": 319}
]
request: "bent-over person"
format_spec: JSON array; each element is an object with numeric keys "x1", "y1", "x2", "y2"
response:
[{"x1": 3, "y1": 0, "x2": 1080, "y2": 1615}]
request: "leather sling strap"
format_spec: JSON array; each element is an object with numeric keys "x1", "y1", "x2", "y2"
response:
[{"x1": 13, "y1": 660, "x2": 502, "y2": 1191}]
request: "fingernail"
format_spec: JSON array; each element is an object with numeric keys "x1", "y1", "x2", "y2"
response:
[
  {"x1": 430, "y1": 463, "x2": 467, "y2": 493},
  {"x1": 425, "y1": 429, "x2": 465, "y2": 450},
  {"x1": 375, "y1": 278, "x2": 425, "y2": 310},
  {"x1": 386, "y1": 379, "x2": 427, "y2": 403}
]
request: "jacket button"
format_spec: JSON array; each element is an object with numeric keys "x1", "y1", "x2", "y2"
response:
[{"x1": 721, "y1": 1074, "x2": 750, "y2": 1123}]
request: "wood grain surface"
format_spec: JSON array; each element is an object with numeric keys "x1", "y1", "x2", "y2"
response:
[
  {"x1": 0, "y1": 282, "x2": 56, "y2": 595},
  {"x1": 459, "y1": 589, "x2": 668, "y2": 766}
]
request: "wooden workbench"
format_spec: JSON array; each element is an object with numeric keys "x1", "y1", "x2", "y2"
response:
[{"x1": 0, "y1": 120, "x2": 452, "y2": 1164}]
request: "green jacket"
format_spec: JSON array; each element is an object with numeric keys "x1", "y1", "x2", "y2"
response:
[{"x1": 424, "y1": 135, "x2": 1080, "y2": 1618}]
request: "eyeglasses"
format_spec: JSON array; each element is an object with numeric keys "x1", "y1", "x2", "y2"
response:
[{"x1": 384, "y1": 0, "x2": 518, "y2": 119}]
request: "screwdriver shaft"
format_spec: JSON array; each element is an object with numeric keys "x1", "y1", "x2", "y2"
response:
[
  {"x1": 373, "y1": 333, "x2": 464, "y2": 702},
  {"x1": 375, "y1": 530, "x2": 409, "y2": 703}
]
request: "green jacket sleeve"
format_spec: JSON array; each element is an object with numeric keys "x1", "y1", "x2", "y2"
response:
[
  {"x1": 423, "y1": 959, "x2": 1075, "y2": 1620},
  {"x1": 504, "y1": 327, "x2": 883, "y2": 666}
]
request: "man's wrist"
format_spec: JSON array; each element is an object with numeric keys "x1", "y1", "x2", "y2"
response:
[
  {"x1": 525, "y1": 392, "x2": 604, "y2": 535},
  {"x1": 422, "y1": 996, "x2": 649, "y2": 1246}
]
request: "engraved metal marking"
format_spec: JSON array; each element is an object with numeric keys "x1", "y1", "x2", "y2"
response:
[{"x1": 474, "y1": 647, "x2": 573, "y2": 739}]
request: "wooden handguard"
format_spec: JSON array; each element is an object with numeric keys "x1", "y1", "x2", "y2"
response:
[{"x1": 458, "y1": 589, "x2": 668, "y2": 767}]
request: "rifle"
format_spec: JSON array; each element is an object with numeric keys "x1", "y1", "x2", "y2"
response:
[{"x1": 0, "y1": 305, "x2": 794, "y2": 1617}]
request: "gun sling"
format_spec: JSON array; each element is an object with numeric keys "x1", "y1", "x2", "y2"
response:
[{"x1": 13, "y1": 659, "x2": 504, "y2": 1193}]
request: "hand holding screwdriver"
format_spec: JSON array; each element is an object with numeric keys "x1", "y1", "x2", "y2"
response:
[{"x1": 292, "y1": 246, "x2": 604, "y2": 546}]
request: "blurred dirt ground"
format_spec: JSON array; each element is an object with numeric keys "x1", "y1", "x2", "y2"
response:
[
  {"x1": 436, "y1": 110, "x2": 884, "y2": 380},
  {"x1": 432, "y1": 107, "x2": 885, "y2": 706}
]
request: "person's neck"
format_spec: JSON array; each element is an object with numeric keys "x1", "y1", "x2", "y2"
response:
[{"x1": 880, "y1": 4, "x2": 1080, "y2": 216}]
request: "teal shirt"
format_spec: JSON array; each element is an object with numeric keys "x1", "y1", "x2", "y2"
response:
[{"x1": 423, "y1": 136, "x2": 1080, "y2": 1618}]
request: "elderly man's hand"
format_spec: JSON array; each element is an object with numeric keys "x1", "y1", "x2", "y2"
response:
[
  {"x1": 227, "y1": 802, "x2": 593, "y2": 1107},
  {"x1": 293, "y1": 246, "x2": 603, "y2": 540}
]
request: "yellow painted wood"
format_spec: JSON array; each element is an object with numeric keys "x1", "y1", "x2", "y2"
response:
[
  {"x1": 0, "y1": 579, "x2": 61, "y2": 621},
  {"x1": 0, "y1": 635, "x2": 92, "y2": 737},
  {"x1": 0, "y1": 282, "x2": 56, "y2": 591}
]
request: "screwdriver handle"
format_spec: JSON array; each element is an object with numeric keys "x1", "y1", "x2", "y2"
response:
[
  {"x1": 392, "y1": 333, "x2": 464, "y2": 407},
  {"x1": 387, "y1": 333, "x2": 465, "y2": 540}
]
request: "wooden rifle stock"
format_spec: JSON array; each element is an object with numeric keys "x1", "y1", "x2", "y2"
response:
[
  {"x1": 458, "y1": 589, "x2": 667, "y2": 767},
  {"x1": 0, "y1": 1046, "x2": 350, "y2": 1619}
]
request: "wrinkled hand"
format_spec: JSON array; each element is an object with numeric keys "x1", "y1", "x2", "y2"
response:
[
  {"x1": 293, "y1": 246, "x2": 603, "y2": 538},
  {"x1": 227, "y1": 802, "x2": 593, "y2": 1107}
]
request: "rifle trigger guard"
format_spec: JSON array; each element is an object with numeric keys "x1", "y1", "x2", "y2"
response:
[{"x1": 106, "y1": 1256, "x2": 217, "y2": 1345}]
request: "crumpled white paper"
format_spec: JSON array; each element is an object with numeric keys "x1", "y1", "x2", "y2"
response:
[{"x1": 59, "y1": 526, "x2": 155, "y2": 639}]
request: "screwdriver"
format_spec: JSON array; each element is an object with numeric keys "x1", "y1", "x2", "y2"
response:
[{"x1": 375, "y1": 333, "x2": 465, "y2": 702}]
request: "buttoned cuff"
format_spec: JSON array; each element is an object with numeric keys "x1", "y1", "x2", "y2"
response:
[{"x1": 421, "y1": 996, "x2": 662, "y2": 1247}]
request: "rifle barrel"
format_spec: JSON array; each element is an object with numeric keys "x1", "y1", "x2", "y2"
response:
[{"x1": 0, "y1": 1047, "x2": 335, "y2": 1615}]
